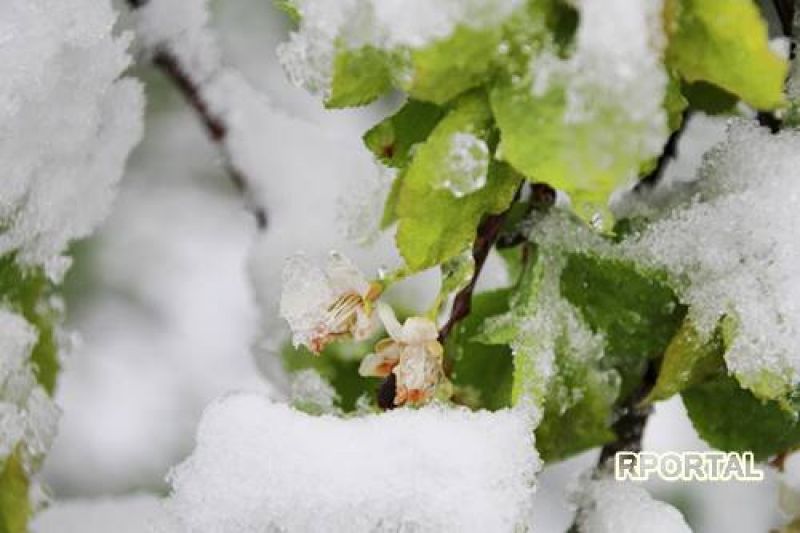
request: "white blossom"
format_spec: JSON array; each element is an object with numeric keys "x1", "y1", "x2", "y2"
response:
[
  {"x1": 359, "y1": 303, "x2": 443, "y2": 406},
  {"x1": 280, "y1": 252, "x2": 380, "y2": 353}
]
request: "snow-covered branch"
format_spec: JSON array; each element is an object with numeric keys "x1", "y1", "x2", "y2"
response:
[{"x1": 126, "y1": 0, "x2": 268, "y2": 229}]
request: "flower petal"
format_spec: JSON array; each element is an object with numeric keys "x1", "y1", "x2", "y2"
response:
[
  {"x1": 326, "y1": 251, "x2": 370, "y2": 296},
  {"x1": 377, "y1": 302, "x2": 404, "y2": 341},
  {"x1": 358, "y1": 350, "x2": 399, "y2": 377},
  {"x1": 399, "y1": 317, "x2": 439, "y2": 345},
  {"x1": 280, "y1": 253, "x2": 335, "y2": 342}
]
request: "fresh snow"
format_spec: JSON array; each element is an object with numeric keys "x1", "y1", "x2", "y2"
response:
[
  {"x1": 0, "y1": 309, "x2": 59, "y2": 467},
  {"x1": 0, "y1": 0, "x2": 144, "y2": 279},
  {"x1": 574, "y1": 478, "x2": 691, "y2": 533},
  {"x1": 624, "y1": 121, "x2": 800, "y2": 397},
  {"x1": 166, "y1": 393, "x2": 541, "y2": 532}
]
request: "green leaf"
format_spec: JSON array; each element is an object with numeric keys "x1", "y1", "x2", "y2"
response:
[
  {"x1": 646, "y1": 317, "x2": 725, "y2": 403},
  {"x1": 665, "y1": 71, "x2": 689, "y2": 131},
  {"x1": 403, "y1": 25, "x2": 503, "y2": 104},
  {"x1": 666, "y1": 0, "x2": 788, "y2": 110},
  {"x1": 380, "y1": 171, "x2": 405, "y2": 229},
  {"x1": 683, "y1": 375, "x2": 800, "y2": 461},
  {"x1": 433, "y1": 251, "x2": 475, "y2": 313},
  {"x1": 560, "y1": 253, "x2": 686, "y2": 399},
  {"x1": 395, "y1": 92, "x2": 521, "y2": 272},
  {"x1": 364, "y1": 100, "x2": 445, "y2": 168},
  {"x1": 0, "y1": 255, "x2": 59, "y2": 394},
  {"x1": 681, "y1": 80, "x2": 738, "y2": 116},
  {"x1": 273, "y1": 0, "x2": 301, "y2": 25},
  {"x1": 490, "y1": 77, "x2": 662, "y2": 221},
  {"x1": 447, "y1": 289, "x2": 514, "y2": 411},
  {"x1": 0, "y1": 451, "x2": 30, "y2": 533},
  {"x1": 326, "y1": 46, "x2": 397, "y2": 108}
]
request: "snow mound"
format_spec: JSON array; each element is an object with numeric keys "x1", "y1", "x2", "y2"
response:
[
  {"x1": 575, "y1": 478, "x2": 690, "y2": 533},
  {"x1": 166, "y1": 393, "x2": 540, "y2": 532}
]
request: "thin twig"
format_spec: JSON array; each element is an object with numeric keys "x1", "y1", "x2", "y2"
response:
[
  {"x1": 596, "y1": 360, "x2": 658, "y2": 467},
  {"x1": 756, "y1": 0, "x2": 796, "y2": 133},
  {"x1": 127, "y1": 0, "x2": 267, "y2": 229},
  {"x1": 635, "y1": 111, "x2": 691, "y2": 191},
  {"x1": 438, "y1": 211, "x2": 511, "y2": 342}
]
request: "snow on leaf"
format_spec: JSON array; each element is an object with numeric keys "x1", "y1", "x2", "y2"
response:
[
  {"x1": 277, "y1": 0, "x2": 523, "y2": 105},
  {"x1": 623, "y1": 121, "x2": 800, "y2": 402},
  {"x1": 491, "y1": 0, "x2": 670, "y2": 222},
  {"x1": 394, "y1": 92, "x2": 520, "y2": 272}
]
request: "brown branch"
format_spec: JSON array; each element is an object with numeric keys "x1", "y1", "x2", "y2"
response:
[
  {"x1": 635, "y1": 111, "x2": 690, "y2": 191},
  {"x1": 756, "y1": 0, "x2": 796, "y2": 133},
  {"x1": 438, "y1": 211, "x2": 510, "y2": 343},
  {"x1": 127, "y1": 0, "x2": 267, "y2": 229},
  {"x1": 596, "y1": 360, "x2": 658, "y2": 467}
]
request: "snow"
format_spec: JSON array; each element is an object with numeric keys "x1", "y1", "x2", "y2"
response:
[
  {"x1": 574, "y1": 478, "x2": 691, "y2": 533},
  {"x1": 0, "y1": 309, "x2": 59, "y2": 467},
  {"x1": 133, "y1": 0, "x2": 220, "y2": 80},
  {"x1": 438, "y1": 133, "x2": 490, "y2": 198},
  {"x1": 166, "y1": 393, "x2": 540, "y2": 532},
  {"x1": 277, "y1": 0, "x2": 523, "y2": 97},
  {"x1": 290, "y1": 368, "x2": 340, "y2": 414},
  {"x1": 529, "y1": 0, "x2": 668, "y2": 187},
  {"x1": 780, "y1": 453, "x2": 800, "y2": 519},
  {"x1": 42, "y1": 166, "x2": 270, "y2": 496},
  {"x1": 624, "y1": 120, "x2": 800, "y2": 397},
  {"x1": 610, "y1": 114, "x2": 729, "y2": 221},
  {"x1": 31, "y1": 494, "x2": 177, "y2": 533},
  {"x1": 0, "y1": 0, "x2": 144, "y2": 280}
]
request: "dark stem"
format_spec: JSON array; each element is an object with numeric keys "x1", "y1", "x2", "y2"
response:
[
  {"x1": 596, "y1": 360, "x2": 658, "y2": 467},
  {"x1": 756, "y1": 0, "x2": 796, "y2": 133},
  {"x1": 635, "y1": 111, "x2": 690, "y2": 191},
  {"x1": 127, "y1": 0, "x2": 267, "y2": 229},
  {"x1": 378, "y1": 207, "x2": 510, "y2": 409},
  {"x1": 570, "y1": 361, "x2": 658, "y2": 533},
  {"x1": 438, "y1": 211, "x2": 509, "y2": 342},
  {"x1": 772, "y1": 0, "x2": 796, "y2": 48}
]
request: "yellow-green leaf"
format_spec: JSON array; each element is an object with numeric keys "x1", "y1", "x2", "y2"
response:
[{"x1": 667, "y1": 0, "x2": 788, "y2": 110}]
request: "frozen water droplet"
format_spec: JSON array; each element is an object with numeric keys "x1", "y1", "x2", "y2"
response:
[{"x1": 436, "y1": 133, "x2": 489, "y2": 198}]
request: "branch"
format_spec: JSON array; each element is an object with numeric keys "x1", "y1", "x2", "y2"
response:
[
  {"x1": 596, "y1": 360, "x2": 658, "y2": 467},
  {"x1": 126, "y1": 0, "x2": 268, "y2": 229},
  {"x1": 635, "y1": 111, "x2": 690, "y2": 191},
  {"x1": 756, "y1": 0, "x2": 796, "y2": 133},
  {"x1": 437, "y1": 211, "x2": 509, "y2": 342}
]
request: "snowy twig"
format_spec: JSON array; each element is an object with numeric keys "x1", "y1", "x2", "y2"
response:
[{"x1": 126, "y1": 0, "x2": 268, "y2": 229}]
